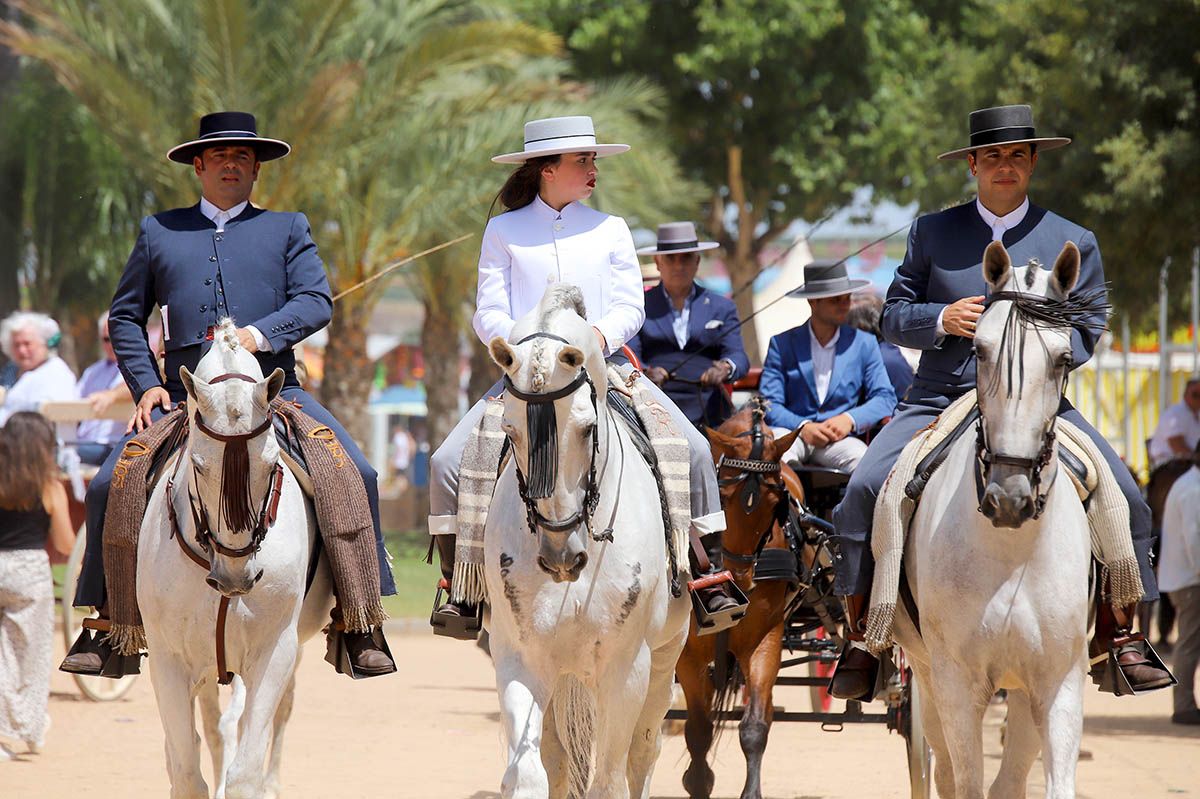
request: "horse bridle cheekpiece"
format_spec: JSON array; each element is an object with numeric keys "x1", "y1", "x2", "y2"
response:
[
  {"x1": 504, "y1": 332, "x2": 602, "y2": 538},
  {"x1": 972, "y1": 284, "x2": 1109, "y2": 519},
  {"x1": 174, "y1": 373, "x2": 284, "y2": 559}
]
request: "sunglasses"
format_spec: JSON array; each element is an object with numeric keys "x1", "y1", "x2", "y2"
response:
[{"x1": 101, "y1": 336, "x2": 111, "y2": 342}]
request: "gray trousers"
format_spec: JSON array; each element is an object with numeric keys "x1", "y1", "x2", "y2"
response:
[
  {"x1": 831, "y1": 383, "x2": 1158, "y2": 600},
  {"x1": 1170, "y1": 585, "x2": 1200, "y2": 714},
  {"x1": 429, "y1": 373, "x2": 724, "y2": 536}
]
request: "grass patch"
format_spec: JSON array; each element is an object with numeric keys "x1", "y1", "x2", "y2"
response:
[{"x1": 383, "y1": 530, "x2": 438, "y2": 620}]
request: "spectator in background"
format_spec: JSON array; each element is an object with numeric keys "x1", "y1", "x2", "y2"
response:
[
  {"x1": 0, "y1": 312, "x2": 77, "y2": 439},
  {"x1": 391, "y1": 425, "x2": 415, "y2": 488},
  {"x1": 1160, "y1": 440, "x2": 1200, "y2": 725},
  {"x1": 0, "y1": 412, "x2": 75, "y2": 759},
  {"x1": 1149, "y1": 378, "x2": 1200, "y2": 468},
  {"x1": 848, "y1": 293, "x2": 913, "y2": 405},
  {"x1": 75, "y1": 312, "x2": 132, "y2": 466}
]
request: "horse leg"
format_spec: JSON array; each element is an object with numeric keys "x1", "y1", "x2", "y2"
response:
[
  {"x1": 148, "y1": 654, "x2": 208, "y2": 799},
  {"x1": 1034, "y1": 667, "x2": 1085, "y2": 799},
  {"x1": 197, "y1": 676, "x2": 241, "y2": 799},
  {"x1": 737, "y1": 624, "x2": 783, "y2": 799},
  {"x1": 627, "y1": 630, "x2": 687, "y2": 799},
  {"x1": 676, "y1": 642, "x2": 716, "y2": 798},
  {"x1": 988, "y1": 689, "x2": 1039, "y2": 799},
  {"x1": 588, "y1": 645, "x2": 651, "y2": 799},
  {"x1": 495, "y1": 652, "x2": 552, "y2": 799},
  {"x1": 224, "y1": 636, "x2": 300, "y2": 799},
  {"x1": 263, "y1": 666, "x2": 298, "y2": 799},
  {"x1": 928, "y1": 660, "x2": 989, "y2": 799}
]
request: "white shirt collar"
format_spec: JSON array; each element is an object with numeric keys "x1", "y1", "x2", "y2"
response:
[
  {"x1": 199, "y1": 197, "x2": 249, "y2": 227},
  {"x1": 975, "y1": 196, "x2": 1029, "y2": 240},
  {"x1": 530, "y1": 194, "x2": 579, "y2": 220},
  {"x1": 810, "y1": 325, "x2": 840, "y2": 351}
]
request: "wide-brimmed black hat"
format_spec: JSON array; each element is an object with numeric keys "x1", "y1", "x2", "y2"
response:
[
  {"x1": 787, "y1": 260, "x2": 871, "y2": 300},
  {"x1": 937, "y1": 104, "x2": 1070, "y2": 161},
  {"x1": 167, "y1": 111, "x2": 291, "y2": 164}
]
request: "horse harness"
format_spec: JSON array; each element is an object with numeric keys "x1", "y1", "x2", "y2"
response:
[{"x1": 164, "y1": 372, "x2": 287, "y2": 685}]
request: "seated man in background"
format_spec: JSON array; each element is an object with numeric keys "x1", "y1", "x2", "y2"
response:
[
  {"x1": 760, "y1": 261, "x2": 895, "y2": 471},
  {"x1": 848, "y1": 293, "x2": 913, "y2": 405},
  {"x1": 628, "y1": 222, "x2": 749, "y2": 429},
  {"x1": 75, "y1": 312, "x2": 132, "y2": 466},
  {"x1": 0, "y1": 311, "x2": 78, "y2": 442},
  {"x1": 1149, "y1": 379, "x2": 1200, "y2": 468}
]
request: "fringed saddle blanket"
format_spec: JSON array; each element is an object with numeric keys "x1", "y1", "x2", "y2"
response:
[
  {"x1": 103, "y1": 399, "x2": 386, "y2": 655},
  {"x1": 450, "y1": 365, "x2": 690, "y2": 607},
  {"x1": 864, "y1": 389, "x2": 1144, "y2": 655}
]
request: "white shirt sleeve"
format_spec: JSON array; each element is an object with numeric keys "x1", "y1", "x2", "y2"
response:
[
  {"x1": 245, "y1": 326, "x2": 273, "y2": 353},
  {"x1": 590, "y1": 217, "x2": 645, "y2": 355},
  {"x1": 472, "y1": 219, "x2": 517, "y2": 346},
  {"x1": 935, "y1": 307, "x2": 947, "y2": 338}
]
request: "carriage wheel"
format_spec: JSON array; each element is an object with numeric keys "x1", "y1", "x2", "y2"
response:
[
  {"x1": 61, "y1": 524, "x2": 138, "y2": 702},
  {"x1": 902, "y1": 670, "x2": 932, "y2": 799}
]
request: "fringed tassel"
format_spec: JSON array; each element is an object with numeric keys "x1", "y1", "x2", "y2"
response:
[
  {"x1": 1106, "y1": 556, "x2": 1145, "y2": 608},
  {"x1": 104, "y1": 623, "x2": 147, "y2": 656},
  {"x1": 342, "y1": 601, "x2": 389, "y2": 634},
  {"x1": 526, "y1": 401, "x2": 558, "y2": 498},
  {"x1": 864, "y1": 603, "x2": 896, "y2": 657},
  {"x1": 220, "y1": 436, "x2": 255, "y2": 531},
  {"x1": 424, "y1": 536, "x2": 436, "y2": 565},
  {"x1": 450, "y1": 559, "x2": 487, "y2": 606}
]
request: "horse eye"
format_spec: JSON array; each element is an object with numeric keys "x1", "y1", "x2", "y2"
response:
[{"x1": 973, "y1": 344, "x2": 987, "y2": 361}]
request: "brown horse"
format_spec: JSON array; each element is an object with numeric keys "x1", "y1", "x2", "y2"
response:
[{"x1": 674, "y1": 399, "x2": 814, "y2": 799}]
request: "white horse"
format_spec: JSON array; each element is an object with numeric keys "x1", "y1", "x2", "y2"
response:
[
  {"x1": 894, "y1": 240, "x2": 1094, "y2": 799},
  {"x1": 484, "y1": 285, "x2": 691, "y2": 799},
  {"x1": 137, "y1": 320, "x2": 333, "y2": 799}
]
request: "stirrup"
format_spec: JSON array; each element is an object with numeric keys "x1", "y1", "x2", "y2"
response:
[
  {"x1": 323, "y1": 623, "x2": 397, "y2": 680},
  {"x1": 429, "y1": 579, "x2": 483, "y2": 641},
  {"x1": 828, "y1": 641, "x2": 894, "y2": 702},
  {"x1": 62, "y1": 623, "x2": 143, "y2": 678},
  {"x1": 688, "y1": 570, "x2": 748, "y2": 637},
  {"x1": 1089, "y1": 634, "x2": 1177, "y2": 696}
]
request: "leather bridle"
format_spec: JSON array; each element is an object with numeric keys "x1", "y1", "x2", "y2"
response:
[{"x1": 715, "y1": 402, "x2": 790, "y2": 568}]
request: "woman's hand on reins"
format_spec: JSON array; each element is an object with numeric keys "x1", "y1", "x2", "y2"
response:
[{"x1": 128, "y1": 386, "x2": 172, "y2": 433}]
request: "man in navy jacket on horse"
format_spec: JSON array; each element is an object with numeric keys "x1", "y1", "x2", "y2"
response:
[
  {"x1": 62, "y1": 112, "x2": 397, "y2": 678},
  {"x1": 628, "y1": 222, "x2": 749, "y2": 429},
  {"x1": 829, "y1": 105, "x2": 1172, "y2": 699}
]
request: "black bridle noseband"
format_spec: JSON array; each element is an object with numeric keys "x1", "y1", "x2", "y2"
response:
[
  {"x1": 715, "y1": 401, "x2": 790, "y2": 568},
  {"x1": 504, "y1": 332, "x2": 602, "y2": 538},
  {"x1": 173, "y1": 372, "x2": 284, "y2": 560}
]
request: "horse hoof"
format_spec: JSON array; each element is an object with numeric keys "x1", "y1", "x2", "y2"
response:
[{"x1": 682, "y1": 764, "x2": 715, "y2": 798}]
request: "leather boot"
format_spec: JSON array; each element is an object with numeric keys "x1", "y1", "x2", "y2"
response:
[
  {"x1": 343, "y1": 629, "x2": 396, "y2": 677},
  {"x1": 693, "y1": 533, "x2": 742, "y2": 614},
  {"x1": 829, "y1": 594, "x2": 880, "y2": 701},
  {"x1": 60, "y1": 609, "x2": 115, "y2": 676},
  {"x1": 430, "y1": 534, "x2": 481, "y2": 639},
  {"x1": 1091, "y1": 602, "x2": 1175, "y2": 692}
]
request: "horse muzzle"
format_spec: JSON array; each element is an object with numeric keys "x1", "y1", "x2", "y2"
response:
[
  {"x1": 536, "y1": 533, "x2": 588, "y2": 583},
  {"x1": 206, "y1": 560, "x2": 265, "y2": 597},
  {"x1": 980, "y1": 473, "x2": 1036, "y2": 528}
]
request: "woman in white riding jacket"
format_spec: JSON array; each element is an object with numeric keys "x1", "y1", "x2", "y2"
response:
[{"x1": 428, "y1": 116, "x2": 736, "y2": 628}]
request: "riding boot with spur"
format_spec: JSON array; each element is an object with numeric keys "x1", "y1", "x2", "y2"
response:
[
  {"x1": 429, "y1": 533, "x2": 482, "y2": 640},
  {"x1": 688, "y1": 531, "x2": 749, "y2": 636},
  {"x1": 1090, "y1": 601, "x2": 1176, "y2": 695},
  {"x1": 829, "y1": 593, "x2": 880, "y2": 701},
  {"x1": 60, "y1": 609, "x2": 142, "y2": 678}
]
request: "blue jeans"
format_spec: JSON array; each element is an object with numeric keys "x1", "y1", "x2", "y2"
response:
[{"x1": 74, "y1": 385, "x2": 395, "y2": 607}]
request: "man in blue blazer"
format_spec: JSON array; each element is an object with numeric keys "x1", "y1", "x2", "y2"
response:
[
  {"x1": 829, "y1": 104, "x2": 1171, "y2": 699},
  {"x1": 761, "y1": 262, "x2": 895, "y2": 471},
  {"x1": 62, "y1": 112, "x2": 396, "y2": 678},
  {"x1": 628, "y1": 222, "x2": 749, "y2": 428}
]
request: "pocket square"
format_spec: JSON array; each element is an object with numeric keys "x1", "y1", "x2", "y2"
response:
[{"x1": 704, "y1": 319, "x2": 724, "y2": 330}]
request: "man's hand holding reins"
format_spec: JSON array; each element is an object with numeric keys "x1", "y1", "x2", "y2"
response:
[
  {"x1": 236, "y1": 327, "x2": 260, "y2": 354},
  {"x1": 943, "y1": 295, "x2": 986, "y2": 338},
  {"x1": 643, "y1": 366, "x2": 669, "y2": 387},
  {"x1": 128, "y1": 386, "x2": 172, "y2": 433},
  {"x1": 699, "y1": 360, "x2": 732, "y2": 387}
]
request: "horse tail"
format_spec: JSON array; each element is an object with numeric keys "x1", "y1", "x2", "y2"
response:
[
  {"x1": 708, "y1": 630, "x2": 743, "y2": 755},
  {"x1": 552, "y1": 673, "x2": 595, "y2": 797}
]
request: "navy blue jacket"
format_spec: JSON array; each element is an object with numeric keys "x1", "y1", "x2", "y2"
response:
[
  {"x1": 627, "y1": 283, "x2": 750, "y2": 427},
  {"x1": 108, "y1": 204, "x2": 332, "y2": 401},
  {"x1": 882, "y1": 201, "x2": 1105, "y2": 393},
  {"x1": 880, "y1": 341, "x2": 914, "y2": 403},
  {"x1": 761, "y1": 323, "x2": 896, "y2": 432}
]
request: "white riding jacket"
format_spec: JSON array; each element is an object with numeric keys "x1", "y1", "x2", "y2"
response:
[{"x1": 472, "y1": 195, "x2": 644, "y2": 355}]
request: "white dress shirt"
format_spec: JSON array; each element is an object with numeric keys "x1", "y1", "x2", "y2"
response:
[
  {"x1": 473, "y1": 195, "x2": 644, "y2": 354},
  {"x1": 1160, "y1": 466, "x2": 1200, "y2": 593},
  {"x1": 935, "y1": 196, "x2": 1031, "y2": 337},
  {"x1": 198, "y1": 198, "x2": 270, "y2": 352},
  {"x1": 0, "y1": 355, "x2": 79, "y2": 441},
  {"x1": 1149, "y1": 401, "x2": 1200, "y2": 467},
  {"x1": 810, "y1": 326, "x2": 840, "y2": 405}
]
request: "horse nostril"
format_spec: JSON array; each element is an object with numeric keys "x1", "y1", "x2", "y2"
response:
[
  {"x1": 206, "y1": 576, "x2": 222, "y2": 592},
  {"x1": 572, "y1": 552, "x2": 588, "y2": 572}
]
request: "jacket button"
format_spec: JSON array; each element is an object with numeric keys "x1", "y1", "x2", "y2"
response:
[
  {"x1": 204, "y1": 278, "x2": 213, "y2": 285},
  {"x1": 553, "y1": 222, "x2": 564, "y2": 232},
  {"x1": 215, "y1": 234, "x2": 223, "y2": 242},
  {"x1": 196, "y1": 332, "x2": 203, "y2": 339},
  {"x1": 200, "y1": 304, "x2": 208, "y2": 312},
  {"x1": 209, "y1": 256, "x2": 217, "y2": 262}
]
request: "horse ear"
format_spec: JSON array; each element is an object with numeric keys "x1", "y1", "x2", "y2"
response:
[
  {"x1": 702, "y1": 425, "x2": 739, "y2": 452},
  {"x1": 179, "y1": 366, "x2": 206, "y2": 400},
  {"x1": 771, "y1": 426, "x2": 803, "y2": 462},
  {"x1": 489, "y1": 337, "x2": 518, "y2": 373},
  {"x1": 1051, "y1": 241, "x2": 1080, "y2": 297},
  {"x1": 982, "y1": 240, "x2": 1011, "y2": 289},
  {"x1": 258, "y1": 368, "x2": 285, "y2": 407},
  {"x1": 558, "y1": 345, "x2": 585, "y2": 370}
]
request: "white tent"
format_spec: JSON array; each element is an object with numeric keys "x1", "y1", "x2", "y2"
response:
[{"x1": 750, "y1": 239, "x2": 813, "y2": 357}]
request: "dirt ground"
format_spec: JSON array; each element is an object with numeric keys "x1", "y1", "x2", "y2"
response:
[{"x1": 3, "y1": 623, "x2": 1197, "y2": 799}]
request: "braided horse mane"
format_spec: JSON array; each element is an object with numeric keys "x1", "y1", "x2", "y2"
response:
[{"x1": 528, "y1": 284, "x2": 589, "y2": 393}]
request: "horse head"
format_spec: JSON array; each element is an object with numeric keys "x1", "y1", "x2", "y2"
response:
[
  {"x1": 703, "y1": 397, "x2": 801, "y2": 588},
  {"x1": 489, "y1": 285, "x2": 607, "y2": 583},
  {"x1": 179, "y1": 319, "x2": 285, "y2": 596},
  {"x1": 974, "y1": 240, "x2": 1083, "y2": 527}
]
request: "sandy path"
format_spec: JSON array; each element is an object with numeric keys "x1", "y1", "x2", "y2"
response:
[{"x1": 3, "y1": 625, "x2": 1196, "y2": 798}]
